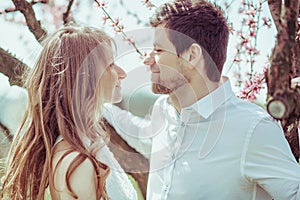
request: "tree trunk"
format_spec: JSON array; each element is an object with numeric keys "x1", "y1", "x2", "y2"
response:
[
  {"x1": 267, "y1": 0, "x2": 300, "y2": 160},
  {"x1": 102, "y1": 119, "x2": 149, "y2": 199}
]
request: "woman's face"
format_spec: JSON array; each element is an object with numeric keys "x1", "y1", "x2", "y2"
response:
[
  {"x1": 95, "y1": 43, "x2": 126, "y2": 104},
  {"x1": 102, "y1": 61, "x2": 127, "y2": 103}
]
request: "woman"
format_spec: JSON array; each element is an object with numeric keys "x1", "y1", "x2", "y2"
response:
[{"x1": 0, "y1": 25, "x2": 138, "y2": 200}]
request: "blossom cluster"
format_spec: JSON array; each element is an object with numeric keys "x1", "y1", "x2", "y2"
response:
[
  {"x1": 238, "y1": 65, "x2": 268, "y2": 101},
  {"x1": 227, "y1": 0, "x2": 272, "y2": 102},
  {"x1": 142, "y1": 0, "x2": 155, "y2": 9}
]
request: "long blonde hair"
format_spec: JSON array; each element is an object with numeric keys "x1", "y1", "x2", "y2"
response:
[{"x1": 0, "y1": 25, "x2": 114, "y2": 199}]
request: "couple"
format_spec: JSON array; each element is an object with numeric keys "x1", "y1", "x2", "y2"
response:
[{"x1": 2, "y1": 0, "x2": 300, "y2": 200}]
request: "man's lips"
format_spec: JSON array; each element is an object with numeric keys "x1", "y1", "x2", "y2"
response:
[
  {"x1": 150, "y1": 64, "x2": 160, "y2": 73},
  {"x1": 151, "y1": 72, "x2": 160, "y2": 82}
]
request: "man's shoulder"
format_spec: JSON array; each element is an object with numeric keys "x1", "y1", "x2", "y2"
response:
[{"x1": 227, "y1": 96, "x2": 271, "y2": 120}]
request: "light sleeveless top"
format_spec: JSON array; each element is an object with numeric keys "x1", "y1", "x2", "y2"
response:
[{"x1": 54, "y1": 135, "x2": 138, "y2": 200}]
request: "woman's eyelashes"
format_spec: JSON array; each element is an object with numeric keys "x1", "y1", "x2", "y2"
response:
[{"x1": 108, "y1": 62, "x2": 115, "y2": 68}]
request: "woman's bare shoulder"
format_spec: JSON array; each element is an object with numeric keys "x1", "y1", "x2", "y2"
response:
[{"x1": 51, "y1": 142, "x2": 97, "y2": 200}]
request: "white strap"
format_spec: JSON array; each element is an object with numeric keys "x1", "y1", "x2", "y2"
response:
[{"x1": 53, "y1": 135, "x2": 63, "y2": 147}]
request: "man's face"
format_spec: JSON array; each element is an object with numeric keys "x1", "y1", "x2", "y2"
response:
[{"x1": 146, "y1": 26, "x2": 190, "y2": 94}]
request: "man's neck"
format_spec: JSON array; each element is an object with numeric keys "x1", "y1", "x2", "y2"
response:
[{"x1": 168, "y1": 78, "x2": 220, "y2": 114}]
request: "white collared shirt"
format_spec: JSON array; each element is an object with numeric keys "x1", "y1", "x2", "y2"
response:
[{"x1": 103, "y1": 77, "x2": 300, "y2": 200}]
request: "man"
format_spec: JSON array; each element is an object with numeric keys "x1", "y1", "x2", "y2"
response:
[{"x1": 104, "y1": 0, "x2": 300, "y2": 199}]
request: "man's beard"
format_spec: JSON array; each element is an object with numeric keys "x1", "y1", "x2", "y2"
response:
[
  {"x1": 152, "y1": 83, "x2": 171, "y2": 94},
  {"x1": 152, "y1": 59, "x2": 190, "y2": 94},
  {"x1": 151, "y1": 75, "x2": 189, "y2": 94}
]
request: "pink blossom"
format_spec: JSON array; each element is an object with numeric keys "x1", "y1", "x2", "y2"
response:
[
  {"x1": 249, "y1": 31, "x2": 256, "y2": 37},
  {"x1": 139, "y1": 52, "x2": 148, "y2": 60},
  {"x1": 102, "y1": 15, "x2": 109, "y2": 24},
  {"x1": 262, "y1": 17, "x2": 272, "y2": 28},
  {"x1": 239, "y1": 69, "x2": 266, "y2": 102},
  {"x1": 228, "y1": 23, "x2": 235, "y2": 34},
  {"x1": 233, "y1": 58, "x2": 242, "y2": 63},
  {"x1": 114, "y1": 17, "x2": 120, "y2": 26},
  {"x1": 142, "y1": 0, "x2": 155, "y2": 9},
  {"x1": 263, "y1": 65, "x2": 269, "y2": 74},
  {"x1": 114, "y1": 25, "x2": 124, "y2": 33},
  {"x1": 243, "y1": 9, "x2": 257, "y2": 16},
  {"x1": 127, "y1": 38, "x2": 134, "y2": 45},
  {"x1": 245, "y1": 46, "x2": 260, "y2": 55},
  {"x1": 241, "y1": 38, "x2": 249, "y2": 46},
  {"x1": 95, "y1": 0, "x2": 107, "y2": 8},
  {"x1": 246, "y1": 92, "x2": 257, "y2": 101}
]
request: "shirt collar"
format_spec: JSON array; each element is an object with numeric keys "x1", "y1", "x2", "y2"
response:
[{"x1": 182, "y1": 76, "x2": 235, "y2": 119}]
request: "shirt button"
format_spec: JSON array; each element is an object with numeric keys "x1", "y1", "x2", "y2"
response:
[
  {"x1": 172, "y1": 153, "x2": 176, "y2": 160},
  {"x1": 164, "y1": 185, "x2": 169, "y2": 192}
]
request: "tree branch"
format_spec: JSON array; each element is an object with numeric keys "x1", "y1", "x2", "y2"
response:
[
  {"x1": 63, "y1": 0, "x2": 74, "y2": 25},
  {"x1": 0, "y1": 122, "x2": 13, "y2": 142},
  {"x1": 11, "y1": 0, "x2": 47, "y2": 42},
  {"x1": 0, "y1": 47, "x2": 29, "y2": 87},
  {"x1": 102, "y1": 119, "x2": 149, "y2": 199},
  {"x1": 0, "y1": 7, "x2": 18, "y2": 14},
  {"x1": 268, "y1": 0, "x2": 282, "y2": 31},
  {"x1": 0, "y1": 0, "x2": 48, "y2": 15},
  {"x1": 119, "y1": 0, "x2": 148, "y2": 25}
]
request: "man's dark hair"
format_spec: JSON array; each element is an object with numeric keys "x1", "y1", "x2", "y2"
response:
[{"x1": 150, "y1": 0, "x2": 229, "y2": 82}]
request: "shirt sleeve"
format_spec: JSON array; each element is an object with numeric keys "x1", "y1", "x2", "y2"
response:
[
  {"x1": 242, "y1": 117, "x2": 300, "y2": 200},
  {"x1": 102, "y1": 103, "x2": 154, "y2": 159}
]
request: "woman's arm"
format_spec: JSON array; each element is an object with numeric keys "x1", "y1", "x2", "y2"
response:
[{"x1": 103, "y1": 103, "x2": 153, "y2": 158}]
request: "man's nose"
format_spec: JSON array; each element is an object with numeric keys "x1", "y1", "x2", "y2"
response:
[{"x1": 144, "y1": 54, "x2": 155, "y2": 66}]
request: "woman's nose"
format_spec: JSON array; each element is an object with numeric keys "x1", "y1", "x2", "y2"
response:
[{"x1": 115, "y1": 65, "x2": 127, "y2": 80}]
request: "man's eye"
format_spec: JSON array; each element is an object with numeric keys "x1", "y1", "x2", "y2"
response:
[{"x1": 154, "y1": 49, "x2": 163, "y2": 53}]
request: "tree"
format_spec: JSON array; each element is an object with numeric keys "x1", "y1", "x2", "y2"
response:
[
  {"x1": 266, "y1": 0, "x2": 300, "y2": 160},
  {"x1": 0, "y1": 0, "x2": 299, "y2": 198}
]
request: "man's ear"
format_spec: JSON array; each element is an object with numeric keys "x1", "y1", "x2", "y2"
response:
[{"x1": 188, "y1": 43, "x2": 202, "y2": 69}]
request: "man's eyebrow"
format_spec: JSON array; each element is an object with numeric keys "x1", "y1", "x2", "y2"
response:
[{"x1": 153, "y1": 42, "x2": 162, "y2": 47}]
